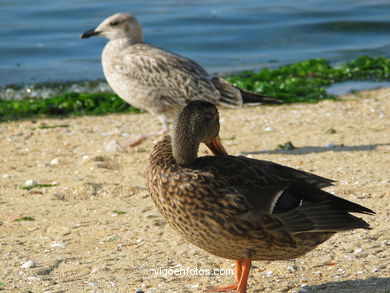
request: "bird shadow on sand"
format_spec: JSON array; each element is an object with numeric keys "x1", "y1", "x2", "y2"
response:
[
  {"x1": 303, "y1": 276, "x2": 390, "y2": 293},
  {"x1": 240, "y1": 143, "x2": 390, "y2": 156}
]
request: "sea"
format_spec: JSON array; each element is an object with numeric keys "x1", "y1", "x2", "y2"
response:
[{"x1": 1, "y1": 0, "x2": 390, "y2": 93}]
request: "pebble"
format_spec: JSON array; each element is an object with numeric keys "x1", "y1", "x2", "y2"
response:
[
  {"x1": 287, "y1": 265, "x2": 297, "y2": 272},
  {"x1": 354, "y1": 248, "x2": 362, "y2": 254},
  {"x1": 50, "y1": 158, "x2": 59, "y2": 165},
  {"x1": 325, "y1": 143, "x2": 334, "y2": 148},
  {"x1": 264, "y1": 127, "x2": 275, "y2": 132},
  {"x1": 2, "y1": 174, "x2": 11, "y2": 178},
  {"x1": 24, "y1": 180, "x2": 38, "y2": 187},
  {"x1": 51, "y1": 242, "x2": 67, "y2": 248},
  {"x1": 266, "y1": 271, "x2": 273, "y2": 276},
  {"x1": 21, "y1": 260, "x2": 37, "y2": 269},
  {"x1": 105, "y1": 140, "x2": 122, "y2": 152},
  {"x1": 191, "y1": 284, "x2": 200, "y2": 288},
  {"x1": 82, "y1": 155, "x2": 91, "y2": 161},
  {"x1": 337, "y1": 268, "x2": 346, "y2": 274},
  {"x1": 26, "y1": 276, "x2": 37, "y2": 281}
]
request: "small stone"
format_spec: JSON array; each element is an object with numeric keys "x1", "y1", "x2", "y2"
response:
[
  {"x1": 325, "y1": 128, "x2": 336, "y2": 134},
  {"x1": 105, "y1": 140, "x2": 122, "y2": 152},
  {"x1": 337, "y1": 268, "x2": 346, "y2": 274},
  {"x1": 354, "y1": 248, "x2": 362, "y2": 254},
  {"x1": 325, "y1": 143, "x2": 334, "y2": 148},
  {"x1": 96, "y1": 162, "x2": 107, "y2": 168},
  {"x1": 266, "y1": 271, "x2": 273, "y2": 276},
  {"x1": 51, "y1": 242, "x2": 67, "y2": 248},
  {"x1": 26, "y1": 276, "x2": 37, "y2": 281},
  {"x1": 287, "y1": 265, "x2": 297, "y2": 272},
  {"x1": 2, "y1": 174, "x2": 11, "y2": 178},
  {"x1": 277, "y1": 141, "x2": 296, "y2": 151},
  {"x1": 135, "y1": 147, "x2": 147, "y2": 153},
  {"x1": 92, "y1": 155, "x2": 105, "y2": 162},
  {"x1": 24, "y1": 180, "x2": 38, "y2": 187},
  {"x1": 50, "y1": 158, "x2": 59, "y2": 165},
  {"x1": 21, "y1": 260, "x2": 37, "y2": 269},
  {"x1": 264, "y1": 127, "x2": 275, "y2": 132},
  {"x1": 82, "y1": 155, "x2": 91, "y2": 161}
]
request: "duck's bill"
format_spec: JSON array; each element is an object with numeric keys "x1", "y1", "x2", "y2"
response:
[{"x1": 205, "y1": 135, "x2": 228, "y2": 156}]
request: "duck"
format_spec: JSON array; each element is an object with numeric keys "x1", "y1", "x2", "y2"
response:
[
  {"x1": 146, "y1": 100, "x2": 374, "y2": 292},
  {"x1": 81, "y1": 13, "x2": 281, "y2": 147}
]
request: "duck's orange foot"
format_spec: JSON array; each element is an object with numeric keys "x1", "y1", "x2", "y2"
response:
[{"x1": 206, "y1": 283, "x2": 238, "y2": 292}]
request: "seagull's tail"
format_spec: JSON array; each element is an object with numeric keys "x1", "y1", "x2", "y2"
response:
[{"x1": 239, "y1": 88, "x2": 282, "y2": 105}]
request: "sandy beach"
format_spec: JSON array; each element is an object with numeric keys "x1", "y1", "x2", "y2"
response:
[{"x1": 0, "y1": 88, "x2": 389, "y2": 293}]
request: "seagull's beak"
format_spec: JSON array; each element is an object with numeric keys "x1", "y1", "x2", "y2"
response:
[
  {"x1": 81, "y1": 29, "x2": 100, "y2": 39},
  {"x1": 205, "y1": 135, "x2": 228, "y2": 156}
]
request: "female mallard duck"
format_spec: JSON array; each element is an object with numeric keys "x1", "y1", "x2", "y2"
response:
[{"x1": 147, "y1": 101, "x2": 374, "y2": 293}]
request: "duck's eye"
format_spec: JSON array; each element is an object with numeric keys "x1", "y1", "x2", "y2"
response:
[{"x1": 110, "y1": 21, "x2": 120, "y2": 26}]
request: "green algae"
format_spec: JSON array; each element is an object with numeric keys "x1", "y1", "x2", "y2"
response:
[{"x1": 1, "y1": 56, "x2": 389, "y2": 122}]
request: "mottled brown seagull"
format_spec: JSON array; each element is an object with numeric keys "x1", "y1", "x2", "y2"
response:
[{"x1": 81, "y1": 13, "x2": 281, "y2": 147}]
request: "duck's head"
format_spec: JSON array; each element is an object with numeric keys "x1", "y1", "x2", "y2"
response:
[
  {"x1": 81, "y1": 13, "x2": 143, "y2": 43},
  {"x1": 172, "y1": 101, "x2": 228, "y2": 166}
]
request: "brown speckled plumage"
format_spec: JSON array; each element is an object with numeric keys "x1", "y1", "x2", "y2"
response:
[{"x1": 146, "y1": 101, "x2": 374, "y2": 292}]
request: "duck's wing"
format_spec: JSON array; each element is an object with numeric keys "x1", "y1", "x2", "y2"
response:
[
  {"x1": 196, "y1": 156, "x2": 374, "y2": 237},
  {"x1": 111, "y1": 43, "x2": 242, "y2": 107}
]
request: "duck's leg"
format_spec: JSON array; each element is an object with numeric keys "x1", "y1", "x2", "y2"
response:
[
  {"x1": 120, "y1": 115, "x2": 169, "y2": 148},
  {"x1": 206, "y1": 258, "x2": 251, "y2": 292},
  {"x1": 236, "y1": 258, "x2": 251, "y2": 293}
]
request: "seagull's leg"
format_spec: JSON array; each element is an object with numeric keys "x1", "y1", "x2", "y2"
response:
[{"x1": 120, "y1": 115, "x2": 169, "y2": 148}]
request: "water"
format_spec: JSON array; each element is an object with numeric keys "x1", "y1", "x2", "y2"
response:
[
  {"x1": 1, "y1": 0, "x2": 390, "y2": 87},
  {"x1": 327, "y1": 81, "x2": 390, "y2": 96}
]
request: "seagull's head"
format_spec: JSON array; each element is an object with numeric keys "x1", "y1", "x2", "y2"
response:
[{"x1": 81, "y1": 13, "x2": 143, "y2": 42}]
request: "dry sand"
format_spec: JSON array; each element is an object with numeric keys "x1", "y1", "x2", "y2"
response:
[{"x1": 0, "y1": 89, "x2": 389, "y2": 293}]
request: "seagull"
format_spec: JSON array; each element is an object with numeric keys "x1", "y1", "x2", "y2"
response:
[{"x1": 81, "y1": 13, "x2": 281, "y2": 147}]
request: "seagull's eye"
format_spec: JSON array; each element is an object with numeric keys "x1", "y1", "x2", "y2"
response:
[{"x1": 110, "y1": 21, "x2": 120, "y2": 26}]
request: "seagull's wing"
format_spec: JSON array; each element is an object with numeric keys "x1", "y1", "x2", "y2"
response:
[{"x1": 111, "y1": 43, "x2": 237, "y2": 107}]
